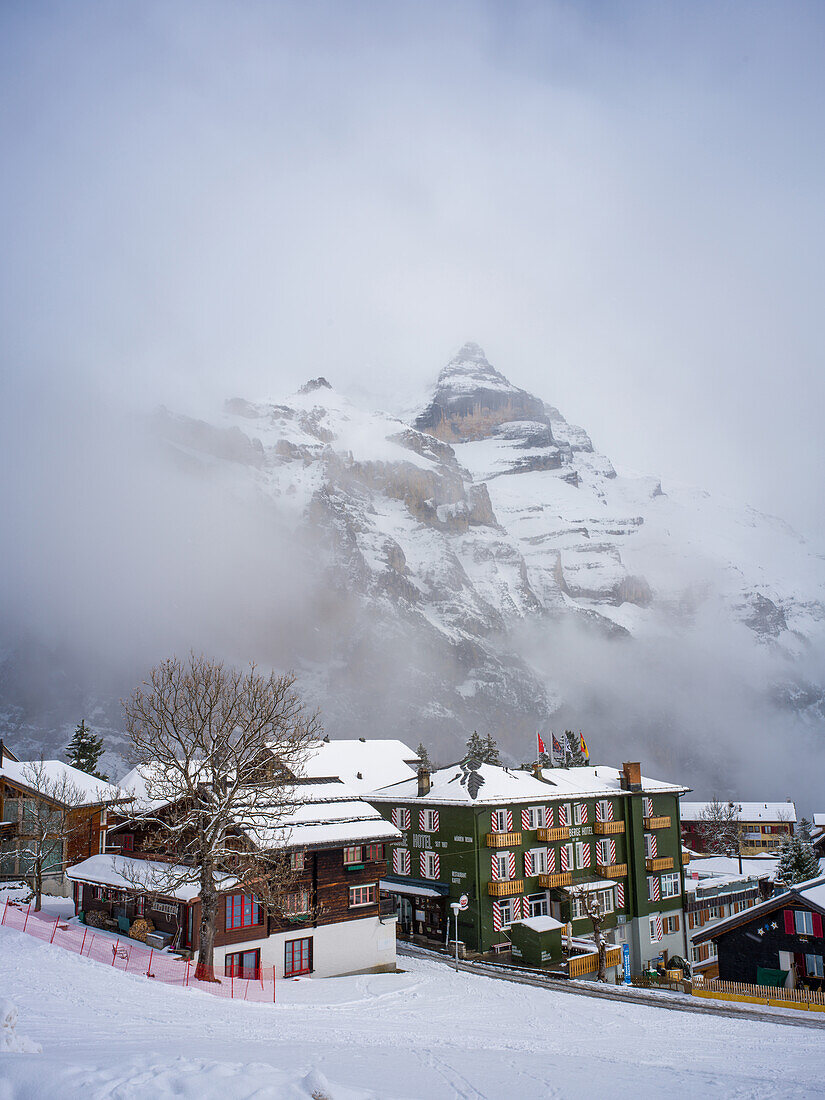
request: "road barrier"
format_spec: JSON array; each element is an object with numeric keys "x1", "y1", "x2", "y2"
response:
[{"x1": 694, "y1": 978, "x2": 825, "y2": 1013}]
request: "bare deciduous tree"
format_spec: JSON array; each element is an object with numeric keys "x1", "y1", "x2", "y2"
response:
[
  {"x1": 122, "y1": 654, "x2": 320, "y2": 981},
  {"x1": 569, "y1": 885, "x2": 610, "y2": 982},
  {"x1": 696, "y1": 798, "x2": 742, "y2": 856},
  {"x1": 16, "y1": 763, "x2": 89, "y2": 911}
]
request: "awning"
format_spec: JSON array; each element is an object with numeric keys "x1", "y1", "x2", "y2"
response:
[
  {"x1": 380, "y1": 878, "x2": 448, "y2": 900},
  {"x1": 560, "y1": 879, "x2": 617, "y2": 894}
]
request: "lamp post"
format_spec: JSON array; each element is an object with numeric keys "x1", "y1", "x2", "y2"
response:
[{"x1": 450, "y1": 902, "x2": 461, "y2": 971}]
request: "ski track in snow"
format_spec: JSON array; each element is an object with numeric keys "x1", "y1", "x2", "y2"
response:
[{"x1": 1, "y1": 926, "x2": 825, "y2": 1099}]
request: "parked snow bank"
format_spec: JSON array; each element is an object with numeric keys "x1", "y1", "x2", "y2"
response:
[{"x1": 0, "y1": 998, "x2": 41, "y2": 1054}]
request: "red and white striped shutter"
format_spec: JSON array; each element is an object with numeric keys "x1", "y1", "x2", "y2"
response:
[
  {"x1": 521, "y1": 896, "x2": 530, "y2": 920},
  {"x1": 492, "y1": 901, "x2": 502, "y2": 932},
  {"x1": 644, "y1": 797, "x2": 653, "y2": 817},
  {"x1": 508, "y1": 851, "x2": 516, "y2": 879},
  {"x1": 491, "y1": 811, "x2": 499, "y2": 833},
  {"x1": 491, "y1": 853, "x2": 499, "y2": 879},
  {"x1": 547, "y1": 847, "x2": 556, "y2": 873},
  {"x1": 581, "y1": 802, "x2": 589, "y2": 825},
  {"x1": 545, "y1": 805, "x2": 554, "y2": 828},
  {"x1": 595, "y1": 801, "x2": 603, "y2": 823},
  {"x1": 580, "y1": 842, "x2": 591, "y2": 869},
  {"x1": 420, "y1": 852, "x2": 427, "y2": 877},
  {"x1": 432, "y1": 854, "x2": 440, "y2": 879},
  {"x1": 650, "y1": 833, "x2": 657, "y2": 858},
  {"x1": 506, "y1": 809, "x2": 513, "y2": 832},
  {"x1": 655, "y1": 914, "x2": 663, "y2": 940},
  {"x1": 558, "y1": 804, "x2": 567, "y2": 826},
  {"x1": 524, "y1": 850, "x2": 533, "y2": 876},
  {"x1": 652, "y1": 876, "x2": 661, "y2": 901},
  {"x1": 608, "y1": 837, "x2": 617, "y2": 863},
  {"x1": 392, "y1": 848, "x2": 401, "y2": 873},
  {"x1": 419, "y1": 809, "x2": 426, "y2": 831},
  {"x1": 432, "y1": 810, "x2": 439, "y2": 831},
  {"x1": 403, "y1": 850, "x2": 411, "y2": 875},
  {"x1": 522, "y1": 807, "x2": 531, "y2": 830},
  {"x1": 616, "y1": 882, "x2": 625, "y2": 908},
  {"x1": 560, "y1": 844, "x2": 569, "y2": 871},
  {"x1": 607, "y1": 801, "x2": 614, "y2": 821},
  {"x1": 391, "y1": 809, "x2": 399, "y2": 828}
]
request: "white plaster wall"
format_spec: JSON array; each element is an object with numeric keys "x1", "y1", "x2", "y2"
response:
[
  {"x1": 628, "y1": 907, "x2": 686, "y2": 971},
  {"x1": 214, "y1": 915, "x2": 398, "y2": 980}
]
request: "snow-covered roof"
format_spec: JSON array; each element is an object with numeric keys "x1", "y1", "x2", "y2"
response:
[
  {"x1": 516, "y1": 915, "x2": 565, "y2": 933},
  {"x1": 0, "y1": 759, "x2": 125, "y2": 807},
  {"x1": 116, "y1": 763, "x2": 182, "y2": 813},
  {"x1": 65, "y1": 854, "x2": 230, "y2": 901},
  {"x1": 380, "y1": 879, "x2": 446, "y2": 899},
  {"x1": 368, "y1": 761, "x2": 687, "y2": 805},
  {"x1": 799, "y1": 877, "x2": 825, "y2": 911},
  {"x1": 812, "y1": 813, "x2": 825, "y2": 828},
  {"x1": 680, "y1": 801, "x2": 797, "y2": 824},
  {"x1": 301, "y1": 739, "x2": 418, "y2": 792},
  {"x1": 683, "y1": 855, "x2": 777, "y2": 880}
]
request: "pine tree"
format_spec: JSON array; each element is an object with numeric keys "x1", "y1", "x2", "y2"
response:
[
  {"x1": 464, "y1": 731, "x2": 486, "y2": 769},
  {"x1": 65, "y1": 720, "x2": 109, "y2": 781},
  {"x1": 798, "y1": 817, "x2": 814, "y2": 844},
  {"x1": 483, "y1": 733, "x2": 501, "y2": 767},
  {"x1": 415, "y1": 742, "x2": 432, "y2": 771},
  {"x1": 776, "y1": 833, "x2": 820, "y2": 886}
]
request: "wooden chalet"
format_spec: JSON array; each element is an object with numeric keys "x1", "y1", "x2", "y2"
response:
[
  {"x1": 66, "y1": 747, "x2": 403, "y2": 979},
  {"x1": 691, "y1": 874, "x2": 825, "y2": 990}
]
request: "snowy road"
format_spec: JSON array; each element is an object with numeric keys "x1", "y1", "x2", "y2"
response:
[{"x1": 1, "y1": 925, "x2": 824, "y2": 1099}]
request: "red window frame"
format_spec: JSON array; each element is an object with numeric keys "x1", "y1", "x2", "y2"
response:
[
  {"x1": 120, "y1": 833, "x2": 134, "y2": 852},
  {"x1": 343, "y1": 846, "x2": 364, "y2": 866},
  {"x1": 349, "y1": 883, "x2": 377, "y2": 908},
  {"x1": 225, "y1": 894, "x2": 263, "y2": 930},
  {"x1": 225, "y1": 948, "x2": 261, "y2": 979},
  {"x1": 366, "y1": 844, "x2": 384, "y2": 862},
  {"x1": 285, "y1": 937, "x2": 312, "y2": 976}
]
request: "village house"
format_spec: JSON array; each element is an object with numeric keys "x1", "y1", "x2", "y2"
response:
[
  {"x1": 680, "y1": 801, "x2": 796, "y2": 856},
  {"x1": 0, "y1": 740, "x2": 126, "y2": 896},
  {"x1": 65, "y1": 741, "x2": 404, "y2": 979},
  {"x1": 683, "y1": 861, "x2": 769, "y2": 978},
  {"x1": 690, "y1": 874, "x2": 825, "y2": 991},
  {"x1": 368, "y1": 757, "x2": 689, "y2": 976}
]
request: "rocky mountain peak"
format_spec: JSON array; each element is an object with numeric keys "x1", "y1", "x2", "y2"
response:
[{"x1": 298, "y1": 377, "x2": 333, "y2": 395}]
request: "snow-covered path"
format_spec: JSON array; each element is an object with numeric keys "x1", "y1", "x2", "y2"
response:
[{"x1": 1, "y1": 925, "x2": 824, "y2": 1099}]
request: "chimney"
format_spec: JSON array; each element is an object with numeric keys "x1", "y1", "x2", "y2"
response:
[
  {"x1": 418, "y1": 766, "x2": 431, "y2": 798},
  {"x1": 533, "y1": 761, "x2": 543, "y2": 780},
  {"x1": 621, "y1": 761, "x2": 642, "y2": 792}
]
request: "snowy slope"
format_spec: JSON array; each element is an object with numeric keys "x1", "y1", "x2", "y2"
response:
[{"x1": 2, "y1": 922, "x2": 825, "y2": 1098}]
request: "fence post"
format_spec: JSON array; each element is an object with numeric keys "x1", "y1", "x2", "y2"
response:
[
  {"x1": 50, "y1": 917, "x2": 59, "y2": 944},
  {"x1": 147, "y1": 948, "x2": 154, "y2": 977},
  {"x1": 81, "y1": 928, "x2": 87, "y2": 955},
  {"x1": 273, "y1": 966, "x2": 276, "y2": 1002},
  {"x1": 111, "y1": 944, "x2": 117, "y2": 966},
  {"x1": 1, "y1": 897, "x2": 8, "y2": 925},
  {"x1": 185, "y1": 959, "x2": 191, "y2": 987},
  {"x1": 231, "y1": 974, "x2": 234, "y2": 999},
  {"x1": 22, "y1": 904, "x2": 31, "y2": 932}
]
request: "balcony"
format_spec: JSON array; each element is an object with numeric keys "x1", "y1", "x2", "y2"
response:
[
  {"x1": 644, "y1": 815, "x2": 671, "y2": 830},
  {"x1": 487, "y1": 879, "x2": 524, "y2": 897},
  {"x1": 594, "y1": 821, "x2": 625, "y2": 835},
  {"x1": 537, "y1": 826, "x2": 569, "y2": 843},
  {"x1": 486, "y1": 832, "x2": 522, "y2": 849},
  {"x1": 538, "y1": 872, "x2": 572, "y2": 889},
  {"x1": 682, "y1": 851, "x2": 691, "y2": 866},
  {"x1": 595, "y1": 863, "x2": 627, "y2": 879},
  {"x1": 646, "y1": 856, "x2": 674, "y2": 872},
  {"x1": 568, "y1": 945, "x2": 623, "y2": 977}
]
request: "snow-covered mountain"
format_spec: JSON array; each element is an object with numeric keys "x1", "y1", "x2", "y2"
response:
[{"x1": 3, "y1": 344, "x2": 824, "y2": 799}]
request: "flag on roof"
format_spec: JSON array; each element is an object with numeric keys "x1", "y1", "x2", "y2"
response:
[{"x1": 580, "y1": 734, "x2": 590, "y2": 761}]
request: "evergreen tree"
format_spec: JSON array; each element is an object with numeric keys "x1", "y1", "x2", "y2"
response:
[
  {"x1": 415, "y1": 742, "x2": 432, "y2": 771},
  {"x1": 798, "y1": 817, "x2": 814, "y2": 844},
  {"x1": 776, "y1": 832, "x2": 820, "y2": 886},
  {"x1": 65, "y1": 720, "x2": 109, "y2": 781},
  {"x1": 464, "y1": 731, "x2": 486, "y2": 769},
  {"x1": 566, "y1": 730, "x2": 586, "y2": 767},
  {"x1": 483, "y1": 732, "x2": 501, "y2": 767}
]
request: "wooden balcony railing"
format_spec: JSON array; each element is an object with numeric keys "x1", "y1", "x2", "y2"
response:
[
  {"x1": 593, "y1": 821, "x2": 625, "y2": 835},
  {"x1": 644, "y1": 815, "x2": 671, "y2": 830},
  {"x1": 538, "y1": 871, "x2": 572, "y2": 889},
  {"x1": 646, "y1": 856, "x2": 674, "y2": 871},
  {"x1": 487, "y1": 879, "x2": 524, "y2": 897},
  {"x1": 486, "y1": 832, "x2": 522, "y2": 848},
  {"x1": 537, "y1": 826, "x2": 569, "y2": 843},
  {"x1": 682, "y1": 851, "x2": 691, "y2": 866},
  {"x1": 568, "y1": 945, "x2": 623, "y2": 977},
  {"x1": 595, "y1": 863, "x2": 627, "y2": 879}
]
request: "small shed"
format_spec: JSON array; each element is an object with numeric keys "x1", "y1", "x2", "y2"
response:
[{"x1": 509, "y1": 915, "x2": 565, "y2": 968}]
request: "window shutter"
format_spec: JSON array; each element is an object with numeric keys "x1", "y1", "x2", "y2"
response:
[
  {"x1": 655, "y1": 915, "x2": 663, "y2": 941},
  {"x1": 491, "y1": 853, "x2": 499, "y2": 879},
  {"x1": 432, "y1": 854, "x2": 440, "y2": 879},
  {"x1": 784, "y1": 909, "x2": 795, "y2": 935},
  {"x1": 506, "y1": 809, "x2": 513, "y2": 832},
  {"x1": 393, "y1": 848, "x2": 400, "y2": 874},
  {"x1": 492, "y1": 901, "x2": 503, "y2": 932},
  {"x1": 580, "y1": 803, "x2": 589, "y2": 824},
  {"x1": 522, "y1": 807, "x2": 531, "y2": 830},
  {"x1": 595, "y1": 801, "x2": 603, "y2": 823},
  {"x1": 419, "y1": 852, "x2": 427, "y2": 877},
  {"x1": 579, "y1": 842, "x2": 591, "y2": 869},
  {"x1": 545, "y1": 805, "x2": 554, "y2": 828},
  {"x1": 609, "y1": 838, "x2": 617, "y2": 863},
  {"x1": 560, "y1": 844, "x2": 570, "y2": 871},
  {"x1": 432, "y1": 810, "x2": 439, "y2": 831},
  {"x1": 616, "y1": 882, "x2": 624, "y2": 908},
  {"x1": 673, "y1": 914, "x2": 680, "y2": 932},
  {"x1": 403, "y1": 808, "x2": 410, "y2": 829},
  {"x1": 524, "y1": 851, "x2": 533, "y2": 876},
  {"x1": 508, "y1": 851, "x2": 516, "y2": 879},
  {"x1": 812, "y1": 912, "x2": 823, "y2": 939},
  {"x1": 419, "y1": 809, "x2": 426, "y2": 831},
  {"x1": 649, "y1": 834, "x2": 657, "y2": 858},
  {"x1": 644, "y1": 797, "x2": 653, "y2": 817},
  {"x1": 558, "y1": 804, "x2": 567, "y2": 827},
  {"x1": 606, "y1": 801, "x2": 614, "y2": 822},
  {"x1": 491, "y1": 811, "x2": 499, "y2": 833},
  {"x1": 547, "y1": 847, "x2": 556, "y2": 873},
  {"x1": 403, "y1": 850, "x2": 411, "y2": 875},
  {"x1": 391, "y1": 809, "x2": 399, "y2": 828},
  {"x1": 652, "y1": 877, "x2": 660, "y2": 901},
  {"x1": 688, "y1": 910, "x2": 694, "y2": 929}
]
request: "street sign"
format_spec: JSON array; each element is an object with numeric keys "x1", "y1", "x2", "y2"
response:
[
  {"x1": 458, "y1": 894, "x2": 469, "y2": 911},
  {"x1": 622, "y1": 942, "x2": 631, "y2": 985}
]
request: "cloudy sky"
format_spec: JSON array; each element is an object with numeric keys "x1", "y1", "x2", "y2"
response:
[{"x1": 2, "y1": 0, "x2": 824, "y2": 538}]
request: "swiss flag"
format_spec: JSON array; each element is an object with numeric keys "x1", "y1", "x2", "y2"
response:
[{"x1": 537, "y1": 733, "x2": 546, "y2": 755}]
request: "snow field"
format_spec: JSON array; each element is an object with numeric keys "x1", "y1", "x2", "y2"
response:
[{"x1": 1, "y1": 924, "x2": 825, "y2": 1099}]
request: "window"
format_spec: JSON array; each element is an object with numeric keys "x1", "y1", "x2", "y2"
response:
[
  {"x1": 492, "y1": 809, "x2": 509, "y2": 833},
  {"x1": 647, "y1": 876, "x2": 659, "y2": 902},
  {"x1": 420, "y1": 810, "x2": 438, "y2": 833},
  {"x1": 596, "y1": 839, "x2": 610, "y2": 866},
  {"x1": 343, "y1": 846, "x2": 364, "y2": 866},
  {"x1": 599, "y1": 888, "x2": 614, "y2": 915},
  {"x1": 525, "y1": 806, "x2": 543, "y2": 830},
  {"x1": 643, "y1": 833, "x2": 656, "y2": 859},
  {"x1": 92, "y1": 886, "x2": 103, "y2": 901},
  {"x1": 528, "y1": 848, "x2": 548, "y2": 875},
  {"x1": 663, "y1": 914, "x2": 680, "y2": 934},
  {"x1": 795, "y1": 910, "x2": 814, "y2": 936},
  {"x1": 225, "y1": 894, "x2": 263, "y2": 930},
  {"x1": 497, "y1": 898, "x2": 516, "y2": 929},
  {"x1": 595, "y1": 800, "x2": 612, "y2": 823},
  {"x1": 649, "y1": 915, "x2": 662, "y2": 942},
  {"x1": 225, "y1": 949, "x2": 260, "y2": 979},
  {"x1": 284, "y1": 937, "x2": 312, "y2": 976},
  {"x1": 391, "y1": 807, "x2": 411, "y2": 830},
  {"x1": 558, "y1": 803, "x2": 571, "y2": 827},
  {"x1": 281, "y1": 890, "x2": 310, "y2": 916},
  {"x1": 805, "y1": 954, "x2": 824, "y2": 978},
  {"x1": 120, "y1": 833, "x2": 134, "y2": 852},
  {"x1": 575, "y1": 841, "x2": 591, "y2": 870},
  {"x1": 290, "y1": 852, "x2": 305, "y2": 872},
  {"x1": 366, "y1": 844, "x2": 385, "y2": 861},
  {"x1": 661, "y1": 873, "x2": 680, "y2": 899},
  {"x1": 573, "y1": 803, "x2": 588, "y2": 826},
  {"x1": 571, "y1": 894, "x2": 586, "y2": 920},
  {"x1": 492, "y1": 853, "x2": 510, "y2": 881},
  {"x1": 561, "y1": 843, "x2": 574, "y2": 873},
  {"x1": 349, "y1": 883, "x2": 377, "y2": 908},
  {"x1": 421, "y1": 851, "x2": 440, "y2": 880},
  {"x1": 528, "y1": 893, "x2": 548, "y2": 918}
]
